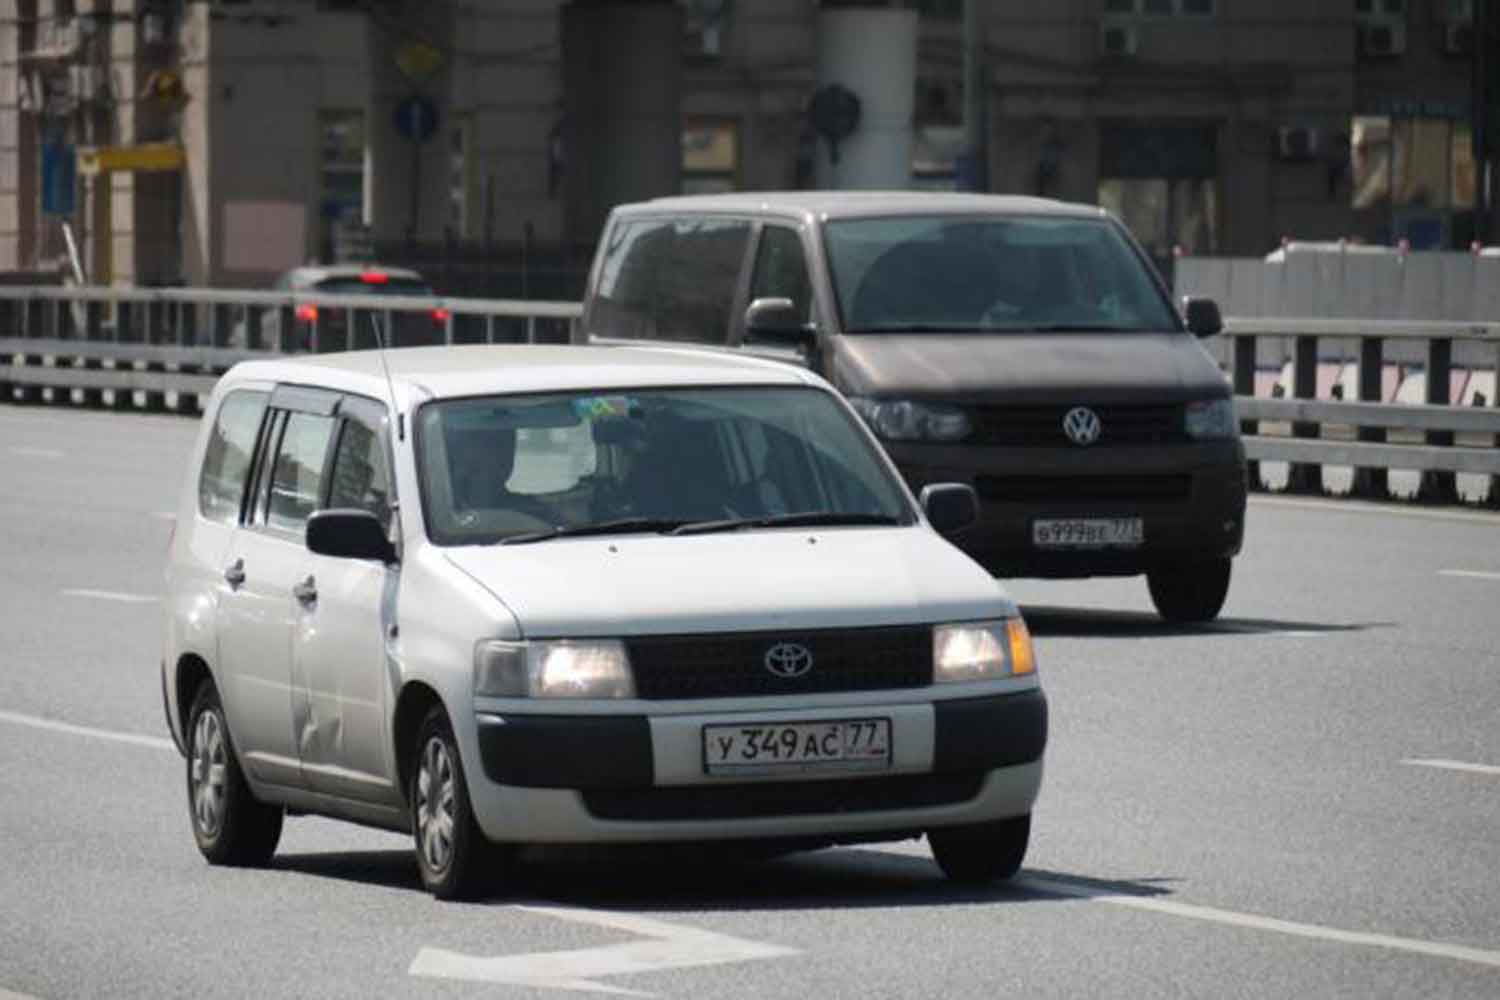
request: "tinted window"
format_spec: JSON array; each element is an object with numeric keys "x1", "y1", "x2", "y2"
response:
[
  {"x1": 590, "y1": 217, "x2": 751, "y2": 343},
  {"x1": 198, "y1": 390, "x2": 268, "y2": 524},
  {"x1": 416, "y1": 387, "x2": 910, "y2": 545},
  {"x1": 824, "y1": 215, "x2": 1178, "y2": 333},
  {"x1": 749, "y1": 226, "x2": 813, "y2": 323},
  {"x1": 314, "y1": 277, "x2": 434, "y2": 297},
  {"x1": 266, "y1": 412, "x2": 336, "y2": 533},
  {"x1": 328, "y1": 419, "x2": 394, "y2": 526}
]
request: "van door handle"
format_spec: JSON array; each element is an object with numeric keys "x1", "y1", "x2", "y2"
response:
[
  {"x1": 292, "y1": 575, "x2": 318, "y2": 605},
  {"x1": 224, "y1": 559, "x2": 245, "y2": 588}
]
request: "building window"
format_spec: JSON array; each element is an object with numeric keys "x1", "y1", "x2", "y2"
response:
[
  {"x1": 1104, "y1": 0, "x2": 1214, "y2": 15},
  {"x1": 681, "y1": 0, "x2": 732, "y2": 60},
  {"x1": 1354, "y1": 0, "x2": 1406, "y2": 19},
  {"x1": 682, "y1": 120, "x2": 739, "y2": 194},
  {"x1": 319, "y1": 110, "x2": 365, "y2": 261},
  {"x1": 1098, "y1": 123, "x2": 1218, "y2": 273},
  {"x1": 1351, "y1": 115, "x2": 1476, "y2": 248}
]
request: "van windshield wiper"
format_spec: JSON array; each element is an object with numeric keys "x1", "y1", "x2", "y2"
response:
[
  {"x1": 1023, "y1": 323, "x2": 1141, "y2": 332},
  {"x1": 499, "y1": 517, "x2": 687, "y2": 545},
  {"x1": 670, "y1": 511, "x2": 904, "y2": 536}
]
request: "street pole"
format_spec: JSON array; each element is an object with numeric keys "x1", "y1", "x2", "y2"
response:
[{"x1": 962, "y1": 0, "x2": 985, "y2": 191}]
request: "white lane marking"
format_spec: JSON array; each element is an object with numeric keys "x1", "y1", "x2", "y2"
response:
[
  {"x1": 1018, "y1": 876, "x2": 1500, "y2": 970},
  {"x1": 409, "y1": 904, "x2": 800, "y2": 996},
  {"x1": 153, "y1": 511, "x2": 176, "y2": 521},
  {"x1": 1438, "y1": 570, "x2": 1500, "y2": 582},
  {"x1": 1402, "y1": 758, "x2": 1500, "y2": 777},
  {"x1": 0, "y1": 988, "x2": 43, "y2": 1000},
  {"x1": 7, "y1": 446, "x2": 64, "y2": 459},
  {"x1": 0, "y1": 709, "x2": 174, "y2": 752},
  {"x1": 60, "y1": 588, "x2": 161, "y2": 604},
  {"x1": 1251, "y1": 495, "x2": 1500, "y2": 526}
]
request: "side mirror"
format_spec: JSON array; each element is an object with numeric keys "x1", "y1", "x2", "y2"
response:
[
  {"x1": 919, "y1": 483, "x2": 979, "y2": 537},
  {"x1": 307, "y1": 508, "x2": 397, "y2": 564},
  {"x1": 744, "y1": 297, "x2": 816, "y2": 350},
  {"x1": 1181, "y1": 296, "x2": 1223, "y2": 338}
]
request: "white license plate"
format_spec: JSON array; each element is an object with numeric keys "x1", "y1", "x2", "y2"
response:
[
  {"x1": 1033, "y1": 517, "x2": 1144, "y2": 548},
  {"x1": 702, "y1": 718, "x2": 892, "y2": 776}
]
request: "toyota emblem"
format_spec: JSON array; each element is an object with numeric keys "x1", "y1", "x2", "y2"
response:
[
  {"x1": 763, "y1": 642, "x2": 814, "y2": 679},
  {"x1": 1062, "y1": 406, "x2": 1102, "y2": 446}
]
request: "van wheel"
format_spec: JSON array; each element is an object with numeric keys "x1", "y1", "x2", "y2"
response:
[
  {"x1": 186, "y1": 683, "x2": 283, "y2": 866},
  {"x1": 929, "y1": 814, "x2": 1030, "y2": 885},
  {"x1": 1147, "y1": 558, "x2": 1232, "y2": 623},
  {"x1": 411, "y1": 706, "x2": 506, "y2": 901}
]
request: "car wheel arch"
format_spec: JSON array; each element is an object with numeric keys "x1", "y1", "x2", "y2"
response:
[
  {"x1": 393, "y1": 680, "x2": 446, "y2": 806},
  {"x1": 175, "y1": 653, "x2": 215, "y2": 748}
]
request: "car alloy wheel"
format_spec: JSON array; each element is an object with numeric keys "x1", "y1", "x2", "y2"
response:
[{"x1": 416, "y1": 735, "x2": 458, "y2": 877}]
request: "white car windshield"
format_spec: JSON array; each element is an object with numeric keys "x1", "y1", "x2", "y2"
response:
[
  {"x1": 825, "y1": 214, "x2": 1179, "y2": 334},
  {"x1": 415, "y1": 386, "x2": 913, "y2": 546}
]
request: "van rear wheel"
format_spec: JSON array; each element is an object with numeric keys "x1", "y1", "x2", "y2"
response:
[
  {"x1": 186, "y1": 683, "x2": 283, "y2": 866},
  {"x1": 1147, "y1": 557, "x2": 1232, "y2": 623}
]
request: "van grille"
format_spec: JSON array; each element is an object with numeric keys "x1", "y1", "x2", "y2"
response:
[
  {"x1": 968, "y1": 404, "x2": 1185, "y2": 446},
  {"x1": 625, "y1": 625, "x2": 932, "y2": 700},
  {"x1": 582, "y1": 772, "x2": 984, "y2": 821},
  {"x1": 976, "y1": 474, "x2": 1192, "y2": 503}
]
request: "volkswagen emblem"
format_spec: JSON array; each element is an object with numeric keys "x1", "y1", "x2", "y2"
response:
[
  {"x1": 763, "y1": 642, "x2": 814, "y2": 679},
  {"x1": 1062, "y1": 406, "x2": 1102, "y2": 446}
]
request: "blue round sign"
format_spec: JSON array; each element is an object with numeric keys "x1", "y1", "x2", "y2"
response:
[{"x1": 393, "y1": 95, "x2": 439, "y2": 143}]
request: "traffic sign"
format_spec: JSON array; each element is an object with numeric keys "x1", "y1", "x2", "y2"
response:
[{"x1": 394, "y1": 95, "x2": 439, "y2": 144}]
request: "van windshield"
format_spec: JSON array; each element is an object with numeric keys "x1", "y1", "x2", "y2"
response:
[
  {"x1": 415, "y1": 386, "x2": 912, "y2": 546},
  {"x1": 824, "y1": 215, "x2": 1179, "y2": 334}
]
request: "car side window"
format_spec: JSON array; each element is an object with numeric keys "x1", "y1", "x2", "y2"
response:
[
  {"x1": 266, "y1": 412, "x2": 337, "y2": 533},
  {"x1": 327, "y1": 417, "x2": 394, "y2": 526},
  {"x1": 198, "y1": 390, "x2": 269, "y2": 524},
  {"x1": 656, "y1": 219, "x2": 751, "y2": 343},
  {"x1": 749, "y1": 226, "x2": 812, "y2": 322}
]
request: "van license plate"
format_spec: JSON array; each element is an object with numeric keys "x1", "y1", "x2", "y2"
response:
[
  {"x1": 1033, "y1": 517, "x2": 1144, "y2": 548},
  {"x1": 702, "y1": 719, "x2": 891, "y2": 776}
]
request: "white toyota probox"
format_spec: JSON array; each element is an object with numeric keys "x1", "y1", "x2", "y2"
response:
[{"x1": 161, "y1": 345, "x2": 1046, "y2": 899}]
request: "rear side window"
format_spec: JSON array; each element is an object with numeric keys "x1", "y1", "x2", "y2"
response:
[
  {"x1": 266, "y1": 412, "x2": 337, "y2": 533},
  {"x1": 198, "y1": 390, "x2": 268, "y2": 524},
  {"x1": 591, "y1": 217, "x2": 751, "y2": 343}
]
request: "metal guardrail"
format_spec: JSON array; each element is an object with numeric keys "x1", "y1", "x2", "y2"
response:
[
  {"x1": 0, "y1": 285, "x2": 582, "y2": 414},
  {"x1": 1224, "y1": 317, "x2": 1500, "y2": 503}
]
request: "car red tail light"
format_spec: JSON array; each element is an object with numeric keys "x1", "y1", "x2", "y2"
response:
[
  {"x1": 431, "y1": 308, "x2": 450, "y2": 323},
  {"x1": 295, "y1": 304, "x2": 318, "y2": 323},
  {"x1": 360, "y1": 271, "x2": 389, "y2": 285}
]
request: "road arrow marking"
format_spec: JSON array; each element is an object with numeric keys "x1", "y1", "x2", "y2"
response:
[{"x1": 408, "y1": 903, "x2": 800, "y2": 996}]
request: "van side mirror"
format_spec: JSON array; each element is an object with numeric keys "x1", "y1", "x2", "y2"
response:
[
  {"x1": 744, "y1": 297, "x2": 816, "y2": 350},
  {"x1": 920, "y1": 483, "x2": 979, "y2": 537},
  {"x1": 1182, "y1": 296, "x2": 1223, "y2": 338},
  {"x1": 307, "y1": 508, "x2": 397, "y2": 563}
]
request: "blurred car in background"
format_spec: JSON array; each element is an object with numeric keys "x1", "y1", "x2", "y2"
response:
[{"x1": 239, "y1": 265, "x2": 450, "y2": 351}]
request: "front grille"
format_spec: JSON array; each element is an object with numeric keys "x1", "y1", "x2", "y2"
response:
[
  {"x1": 976, "y1": 474, "x2": 1192, "y2": 503},
  {"x1": 582, "y1": 772, "x2": 984, "y2": 821},
  {"x1": 625, "y1": 625, "x2": 931, "y2": 700},
  {"x1": 968, "y1": 404, "x2": 1185, "y2": 446}
]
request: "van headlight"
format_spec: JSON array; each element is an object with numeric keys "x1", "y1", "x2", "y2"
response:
[
  {"x1": 933, "y1": 619, "x2": 1036, "y2": 683},
  {"x1": 1184, "y1": 398, "x2": 1236, "y2": 440},
  {"x1": 849, "y1": 397, "x2": 971, "y2": 442},
  {"x1": 473, "y1": 639, "x2": 635, "y2": 698}
]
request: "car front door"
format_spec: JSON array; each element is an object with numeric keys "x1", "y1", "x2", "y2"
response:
[{"x1": 294, "y1": 396, "x2": 401, "y2": 805}]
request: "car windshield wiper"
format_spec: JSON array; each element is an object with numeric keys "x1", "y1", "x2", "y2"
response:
[
  {"x1": 670, "y1": 511, "x2": 903, "y2": 536},
  {"x1": 1023, "y1": 323, "x2": 1141, "y2": 332},
  {"x1": 499, "y1": 517, "x2": 687, "y2": 545},
  {"x1": 844, "y1": 324, "x2": 984, "y2": 334}
]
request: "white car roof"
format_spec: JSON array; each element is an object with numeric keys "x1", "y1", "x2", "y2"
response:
[
  {"x1": 615, "y1": 190, "x2": 1107, "y2": 224},
  {"x1": 222, "y1": 344, "x2": 819, "y2": 404}
]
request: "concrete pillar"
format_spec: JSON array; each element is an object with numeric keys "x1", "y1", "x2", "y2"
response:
[
  {"x1": 561, "y1": 1, "x2": 681, "y2": 245},
  {"x1": 815, "y1": 7, "x2": 917, "y2": 190}
]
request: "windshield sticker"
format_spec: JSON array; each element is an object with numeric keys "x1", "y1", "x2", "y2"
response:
[{"x1": 572, "y1": 395, "x2": 641, "y2": 421}]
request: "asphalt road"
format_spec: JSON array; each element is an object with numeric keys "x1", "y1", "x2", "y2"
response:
[{"x1": 1, "y1": 404, "x2": 1497, "y2": 999}]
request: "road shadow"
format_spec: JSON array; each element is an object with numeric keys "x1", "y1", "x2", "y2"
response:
[
  {"x1": 270, "y1": 841, "x2": 1177, "y2": 914},
  {"x1": 1020, "y1": 604, "x2": 1393, "y2": 639}
]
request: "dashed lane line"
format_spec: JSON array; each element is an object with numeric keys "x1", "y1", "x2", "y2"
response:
[
  {"x1": 60, "y1": 589, "x2": 161, "y2": 604},
  {"x1": 1252, "y1": 496, "x2": 1500, "y2": 526},
  {"x1": 1438, "y1": 570, "x2": 1500, "y2": 582},
  {"x1": 1402, "y1": 758, "x2": 1500, "y2": 777},
  {"x1": 0, "y1": 709, "x2": 175, "y2": 753},
  {"x1": 7, "y1": 446, "x2": 64, "y2": 459}
]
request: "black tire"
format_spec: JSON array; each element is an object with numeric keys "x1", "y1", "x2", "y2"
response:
[
  {"x1": 1147, "y1": 557, "x2": 1232, "y2": 623},
  {"x1": 410, "y1": 706, "x2": 507, "y2": 901},
  {"x1": 929, "y1": 814, "x2": 1030, "y2": 885},
  {"x1": 186, "y1": 682, "x2": 283, "y2": 866}
]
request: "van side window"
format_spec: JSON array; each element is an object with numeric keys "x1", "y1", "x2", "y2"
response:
[
  {"x1": 266, "y1": 412, "x2": 337, "y2": 533},
  {"x1": 327, "y1": 418, "x2": 393, "y2": 526},
  {"x1": 750, "y1": 226, "x2": 812, "y2": 322},
  {"x1": 198, "y1": 390, "x2": 269, "y2": 524},
  {"x1": 592, "y1": 219, "x2": 670, "y2": 339},
  {"x1": 591, "y1": 217, "x2": 750, "y2": 344}
]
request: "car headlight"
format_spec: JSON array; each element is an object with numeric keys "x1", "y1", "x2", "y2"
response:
[
  {"x1": 849, "y1": 397, "x2": 971, "y2": 442},
  {"x1": 933, "y1": 618, "x2": 1036, "y2": 683},
  {"x1": 473, "y1": 639, "x2": 635, "y2": 698},
  {"x1": 1184, "y1": 398, "x2": 1237, "y2": 440}
]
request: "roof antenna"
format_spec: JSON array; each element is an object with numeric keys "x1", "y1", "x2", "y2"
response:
[{"x1": 369, "y1": 310, "x2": 405, "y2": 441}]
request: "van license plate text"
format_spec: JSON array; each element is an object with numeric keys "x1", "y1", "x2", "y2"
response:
[
  {"x1": 1033, "y1": 517, "x2": 1144, "y2": 548},
  {"x1": 703, "y1": 719, "x2": 891, "y2": 776}
]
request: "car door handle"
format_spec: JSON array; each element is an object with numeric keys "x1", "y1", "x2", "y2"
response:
[
  {"x1": 224, "y1": 559, "x2": 246, "y2": 588},
  {"x1": 292, "y1": 575, "x2": 317, "y2": 605}
]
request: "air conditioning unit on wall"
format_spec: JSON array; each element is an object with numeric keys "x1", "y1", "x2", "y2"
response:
[
  {"x1": 1099, "y1": 23, "x2": 1139, "y2": 58},
  {"x1": 1358, "y1": 21, "x2": 1406, "y2": 57},
  {"x1": 1277, "y1": 125, "x2": 1322, "y2": 162},
  {"x1": 1443, "y1": 22, "x2": 1474, "y2": 55}
]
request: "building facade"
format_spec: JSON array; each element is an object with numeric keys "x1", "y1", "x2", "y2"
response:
[{"x1": 0, "y1": 0, "x2": 1489, "y2": 290}]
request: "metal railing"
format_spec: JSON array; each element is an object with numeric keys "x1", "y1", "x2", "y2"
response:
[
  {"x1": 0, "y1": 285, "x2": 582, "y2": 413},
  {"x1": 1224, "y1": 317, "x2": 1500, "y2": 503}
]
